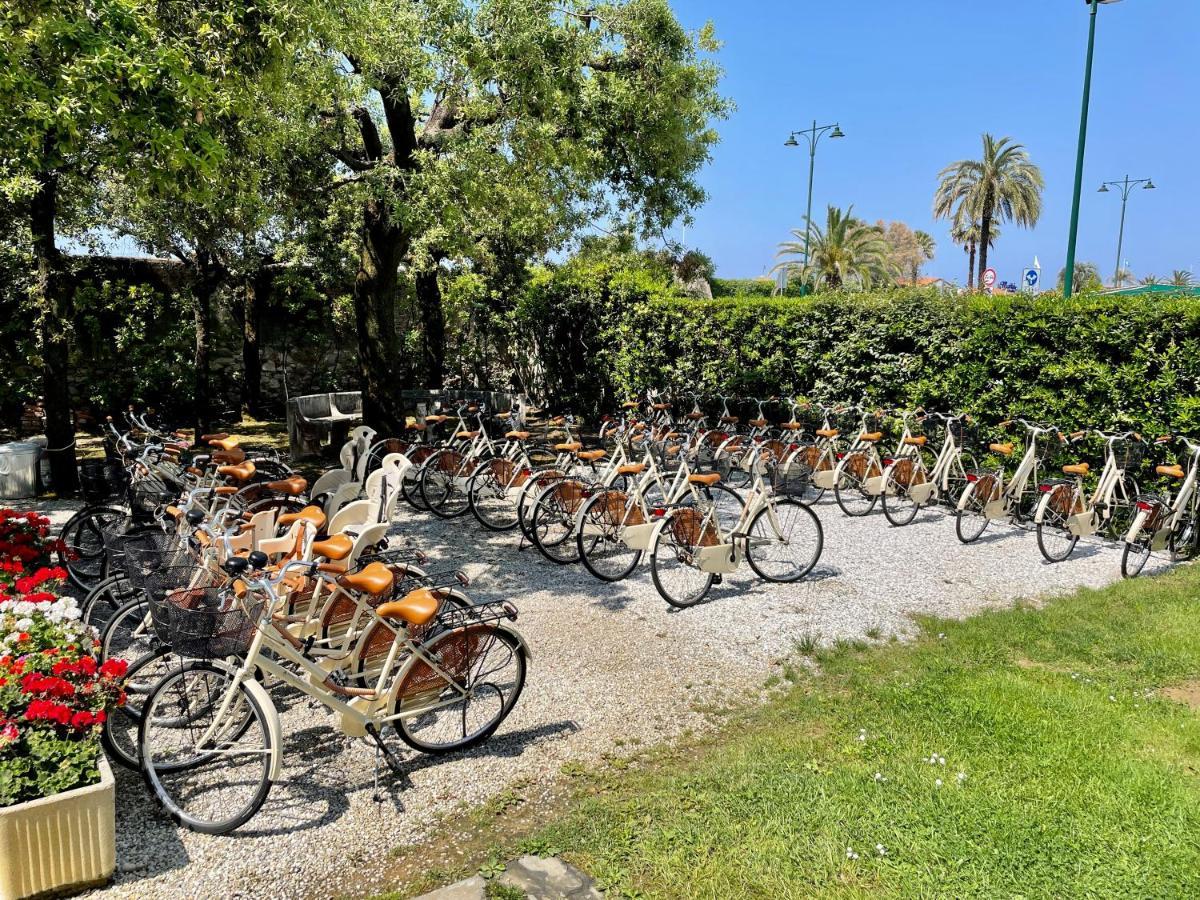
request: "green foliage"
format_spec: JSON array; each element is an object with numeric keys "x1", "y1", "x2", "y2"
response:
[
  {"x1": 772, "y1": 205, "x2": 895, "y2": 291},
  {"x1": 533, "y1": 284, "x2": 1200, "y2": 437}
]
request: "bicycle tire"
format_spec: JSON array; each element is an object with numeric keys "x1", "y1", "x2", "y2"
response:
[{"x1": 745, "y1": 498, "x2": 823, "y2": 582}]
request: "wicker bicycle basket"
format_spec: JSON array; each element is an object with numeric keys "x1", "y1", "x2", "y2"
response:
[{"x1": 671, "y1": 506, "x2": 720, "y2": 547}]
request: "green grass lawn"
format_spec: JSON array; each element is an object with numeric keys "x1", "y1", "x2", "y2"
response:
[{"x1": 529, "y1": 567, "x2": 1200, "y2": 899}]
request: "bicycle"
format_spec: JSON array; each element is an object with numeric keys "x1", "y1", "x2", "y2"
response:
[
  {"x1": 1033, "y1": 430, "x2": 1142, "y2": 563},
  {"x1": 647, "y1": 453, "x2": 823, "y2": 608},
  {"x1": 135, "y1": 554, "x2": 528, "y2": 833},
  {"x1": 955, "y1": 419, "x2": 1067, "y2": 544},
  {"x1": 1120, "y1": 436, "x2": 1200, "y2": 578}
]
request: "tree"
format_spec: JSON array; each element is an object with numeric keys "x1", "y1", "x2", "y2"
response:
[
  {"x1": 948, "y1": 214, "x2": 999, "y2": 292},
  {"x1": 1172, "y1": 270, "x2": 1195, "y2": 287},
  {"x1": 1057, "y1": 261, "x2": 1102, "y2": 294},
  {"x1": 1140, "y1": 274, "x2": 1159, "y2": 285},
  {"x1": 772, "y1": 205, "x2": 894, "y2": 291},
  {"x1": 1114, "y1": 267, "x2": 1135, "y2": 288},
  {"x1": 0, "y1": 1, "x2": 256, "y2": 492},
  {"x1": 310, "y1": 0, "x2": 729, "y2": 430},
  {"x1": 879, "y1": 221, "x2": 935, "y2": 286},
  {"x1": 934, "y1": 134, "x2": 1043, "y2": 288}
]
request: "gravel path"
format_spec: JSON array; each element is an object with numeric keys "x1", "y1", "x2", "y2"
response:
[{"x1": 89, "y1": 497, "x2": 1149, "y2": 899}]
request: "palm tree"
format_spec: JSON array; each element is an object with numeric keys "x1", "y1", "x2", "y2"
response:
[
  {"x1": 1140, "y1": 274, "x2": 1160, "y2": 285},
  {"x1": 1057, "y1": 261, "x2": 1102, "y2": 294},
  {"x1": 934, "y1": 134, "x2": 1044, "y2": 286},
  {"x1": 948, "y1": 214, "x2": 999, "y2": 291},
  {"x1": 1172, "y1": 269, "x2": 1195, "y2": 287},
  {"x1": 911, "y1": 230, "x2": 936, "y2": 285},
  {"x1": 1114, "y1": 267, "x2": 1135, "y2": 288},
  {"x1": 772, "y1": 205, "x2": 894, "y2": 291}
]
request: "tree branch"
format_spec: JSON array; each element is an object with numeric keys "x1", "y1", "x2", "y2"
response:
[{"x1": 352, "y1": 106, "x2": 384, "y2": 162}]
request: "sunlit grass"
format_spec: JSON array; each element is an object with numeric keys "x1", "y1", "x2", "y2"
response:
[{"x1": 540, "y1": 567, "x2": 1200, "y2": 898}]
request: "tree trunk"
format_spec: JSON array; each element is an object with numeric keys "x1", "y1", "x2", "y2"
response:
[
  {"x1": 415, "y1": 265, "x2": 446, "y2": 389},
  {"x1": 30, "y1": 171, "x2": 79, "y2": 497},
  {"x1": 353, "y1": 204, "x2": 409, "y2": 432},
  {"x1": 977, "y1": 188, "x2": 994, "y2": 288},
  {"x1": 967, "y1": 241, "x2": 977, "y2": 291},
  {"x1": 241, "y1": 274, "x2": 264, "y2": 418},
  {"x1": 191, "y1": 253, "x2": 225, "y2": 436}
]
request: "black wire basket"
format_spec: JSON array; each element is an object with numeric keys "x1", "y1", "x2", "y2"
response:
[
  {"x1": 151, "y1": 585, "x2": 262, "y2": 659},
  {"x1": 128, "y1": 475, "x2": 174, "y2": 518},
  {"x1": 1113, "y1": 438, "x2": 1146, "y2": 471},
  {"x1": 947, "y1": 418, "x2": 979, "y2": 449},
  {"x1": 121, "y1": 533, "x2": 193, "y2": 590},
  {"x1": 1036, "y1": 431, "x2": 1067, "y2": 463},
  {"x1": 79, "y1": 460, "x2": 129, "y2": 504}
]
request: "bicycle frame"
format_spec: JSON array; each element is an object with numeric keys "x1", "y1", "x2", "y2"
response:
[{"x1": 1124, "y1": 439, "x2": 1200, "y2": 549}]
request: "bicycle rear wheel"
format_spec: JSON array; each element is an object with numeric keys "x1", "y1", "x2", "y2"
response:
[
  {"x1": 82, "y1": 574, "x2": 142, "y2": 632},
  {"x1": 531, "y1": 479, "x2": 588, "y2": 564},
  {"x1": 746, "y1": 499, "x2": 823, "y2": 582},
  {"x1": 834, "y1": 453, "x2": 878, "y2": 517},
  {"x1": 955, "y1": 478, "x2": 994, "y2": 544},
  {"x1": 1036, "y1": 485, "x2": 1080, "y2": 563},
  {"x1": 393, "y1": 626, "x2": 527, "y2": 754},
  {"x1": 139, "y1": 661, "x2": 274, "y2": 834},
  {"x1": 576, "y1": 489, "x2": 643, "y2": 582},
  {"x1": 650, "y1": 509, "x2": 715, "y2": 608},
  {"x1": 1121, "y1": 538, "x2": 1152, "y2": 578},
  {"x1": 468, "y1": 460, "x2": 522, "y2": 531}
]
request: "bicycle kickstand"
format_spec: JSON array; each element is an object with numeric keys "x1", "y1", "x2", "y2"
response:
[{"x1": 365, "y1": 722, "x2": 411, "y2": 802}]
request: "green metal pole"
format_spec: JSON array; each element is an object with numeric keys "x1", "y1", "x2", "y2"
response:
[
  {"x1": 1113, "y1": 179, "x2": 1129, "y2": 288},
  {"x1": 803, "y1": 119, "x2": 817, "y2": 266},
  {"x1": 1064, "y1": 0, "x2": 1099, "y2": 299}
]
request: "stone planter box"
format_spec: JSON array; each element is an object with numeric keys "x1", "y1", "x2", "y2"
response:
[{"x1": 0, "y1": 756, "x2": 115, "y2": 900}]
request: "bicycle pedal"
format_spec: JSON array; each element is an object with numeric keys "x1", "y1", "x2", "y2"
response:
[{"x1": 713, "y1": 574, "x2": 723, "y2": 585}]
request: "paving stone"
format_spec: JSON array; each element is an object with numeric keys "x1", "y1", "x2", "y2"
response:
[
  {"x1": 412, "y1": 874, "x2": 487, "y2": 900},
  {"x1": 497, "y1": 856, "x2": 603, "y2": 899}
]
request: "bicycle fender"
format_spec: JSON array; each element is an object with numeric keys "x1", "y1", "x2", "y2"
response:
[
  {"x1": 1033, "y1": 489, "x2": 1054, "y2": 525},
  {"x1": 241, "y1": 676, "x2": 284, "y2": 782},
  {"x1": 1124, "y1": 508, "x2": 1149, "y2": 545},
  {"x1": 956, "y1": 481, "x2": 976, "y2": 512},
  {"x1": 496, "y1": 624, "x2": 532, "y2": 664},
  {"x1": 646, "y1": 513, "x2": 674, "y2": 559}
]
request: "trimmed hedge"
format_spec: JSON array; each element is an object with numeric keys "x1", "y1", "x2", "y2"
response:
[
  {"x1": 606, "y1": 291, "x2": 1200, "y2": 435},
  {"x1": 516, "y1": 258, "x2": 1200, "y2": 436}
]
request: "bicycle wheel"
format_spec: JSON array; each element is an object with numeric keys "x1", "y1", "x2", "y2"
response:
[
  {"x1": 650, "y1": 508, "x2": 715, "y2": 608},
  {"x1": 746, "y1": 498, "x2": 823, "y2": 582},
  {"x1": 531, "y1": 479, "x2": 587, "y2": 564},
  {"x1": 82, "y1": 574, "x2": 142, "y2": 632},
  {"x1": 955, "y1": 478, "x2": 993, "y2": 544},
  {"x1": 944, "y1": 451, "x2": 978, "y2": 507},
  {"x1": 139, "y1": 661, "x2": 274, "y2": 834},
  {"x1": 100, "y1": 595, "x2": 157, "y2": 664},
  {"x1": 1036, "y1": 485, "x2": 1080, "y2": 563},
  {"x1": 577, "y1": 489, "x2": 643, "y2": 582},
  {"x1": 1121, "y1": 538, "x2": 1152, "y2": 578},
  {"x1": 715, "y1": 450, "x2": 751, "y2": 489},
  {"x1": 421, "y1": 451, "x2": 471, "y2": 518},
  {"x1": 1169, "y1": 514, "x2": 1198, "y2": 562},
  {"x1": 394, "y1": 625, "x2": 527, "y2": 754},
  {"x1": 402, "y1": 448, "x2": 437, "y2": 510},
  {"x1": 59, "y1": 505, "x2": 125, "y2": 592},
  {"x1": 468, "y1": 459, "x2": 522, "y2": 531},
  {"x1": 834, "y1": 452, "x2": 878, "y2": 517},
  {"x1": 881, "y1": 460, "x2": 927, "y2": 527},
  {"x1": 102, "y1": 646, "x2": 178, "y2": 771}
]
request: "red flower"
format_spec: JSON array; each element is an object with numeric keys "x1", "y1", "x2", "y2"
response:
[
  {"x1": 99, "y1": 658, "x2": 128, "y2": 680},
  {"x1": 69, "y1": 710, "x2": 95, "y2": 730}
]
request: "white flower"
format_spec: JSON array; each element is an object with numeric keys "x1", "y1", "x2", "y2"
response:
[
  {"x1": 876, "y1": 844, "x2": 887, "y2": 856},
  {"x1": 957, "y1": 772, "x2": 967, "y2": 783},
  {"x1": 873, "y1": 772, "x2": 885, "y2": 782},
  {"x1": 935, "y1": 778, "x2": 943, "y2": 787},
  {"x1": 14, "y1": 618, "x2": 32, "y2": 632},
  {"x1": 845, "y1": 847, "x2": 859, "y2": 860}
]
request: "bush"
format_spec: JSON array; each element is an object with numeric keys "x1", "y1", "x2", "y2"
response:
[{"x1": 577, "y1": 288, "x2": 1200, "y2": 437}]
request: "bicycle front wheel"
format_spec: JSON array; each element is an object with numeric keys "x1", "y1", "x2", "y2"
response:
[
  {"x1": 139, "y1": 661, "x2": 275, "y2": 834},
  {"x1": 1121, "y1": 539, "x2": 1152, "y2": 578},
  {"x1": 102, "y1": 646, "x2": 178, "y2": 770},
  {"x1": 955, "y1": 479, "x2": 992, "y2": 544},
  {"x1": 531, "y1": 480, "x2": 586, "y2": 564},
  {"x1": 746, "y1": 499, "x2": 823, "y2": 582},
  {"x1": 393, "y1": 625, "x2": 527, "y2": 754},
  {"x1": 468, "y1": 461, "x2": 521, "y2": 531},
  {"x1": 59, "y1": 505, "x2": 125, "y2": 592}
]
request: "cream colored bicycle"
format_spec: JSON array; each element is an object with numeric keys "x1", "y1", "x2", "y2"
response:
[{"x1": 647, "y1": 449, "x2": 823, "y2": 608}]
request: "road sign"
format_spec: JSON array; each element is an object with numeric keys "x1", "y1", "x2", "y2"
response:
[
  {"x1": 983, "y1": 268, "x2": 997, "y2": 288},
  {"x1": 1022, "y1": 267, "x2": 1040, "y2": 292}
]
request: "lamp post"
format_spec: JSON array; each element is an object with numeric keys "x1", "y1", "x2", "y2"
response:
[
  {"x1": 784, "y1": 121, "x2": 845, "y2": 266},
  {"x1": 1098, "y1": 176, "x2": 1155, "y2": 287},
  {"x1": 1063, "y1": 0, "x2": 1124, "y2": 299}
]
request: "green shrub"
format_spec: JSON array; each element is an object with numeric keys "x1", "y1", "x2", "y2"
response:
[{"x1": 563, "y1": 287, "x2": 1200, "y2": 436}]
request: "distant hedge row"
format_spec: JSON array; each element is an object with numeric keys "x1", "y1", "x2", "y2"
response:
[{"x1": 518, "y1": 259, "x2": 1200, "y2": 436}]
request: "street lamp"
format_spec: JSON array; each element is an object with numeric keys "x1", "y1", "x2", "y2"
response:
[
  {"x1": 1063, "y1": 0, "x2": 1124, "y2": 299},
  {"x1": 784, "y1": 121, "x2": 845, "y2": 266},
  {"x1": 1098, "y1": 176, "x2": 1155, "y2": 287}
]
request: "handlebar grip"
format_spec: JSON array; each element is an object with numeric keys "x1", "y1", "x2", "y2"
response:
[{"x1": 997, "y1": 419, "x2": 1012, "y2": 428}]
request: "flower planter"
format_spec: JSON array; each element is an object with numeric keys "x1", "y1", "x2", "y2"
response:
[{"x1": 0, "y1": 756, "x2": 115, "y2": 900}]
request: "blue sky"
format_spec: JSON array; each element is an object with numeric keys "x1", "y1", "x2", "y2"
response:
[{"x1": 672, "y1": 0, "x2": 1199, "y2": 285}]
